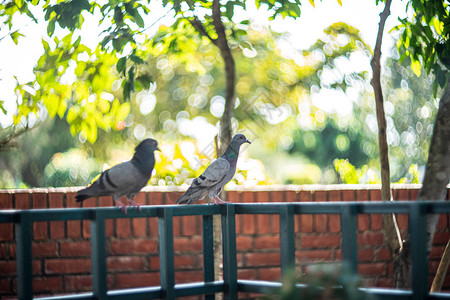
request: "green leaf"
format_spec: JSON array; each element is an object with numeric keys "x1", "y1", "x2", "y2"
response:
[
  {"x1": 117, "y1": 57, "x2": 127, "y2": 73},
  {"x1": 10, "y1": 30, "x2": 24, "y2": 45},
  {"x1": 411, "y1": 59, "x2": 421, "y2": 77},
  {"x1": 0, "y1": 101, "x2": 7, "y2": 114},
  {"x1": 47, "y1": 18, "x2": 56, "y2": 36},
  {"x1": 225, "y1": 1, "x2": 234, "y2": 20}
]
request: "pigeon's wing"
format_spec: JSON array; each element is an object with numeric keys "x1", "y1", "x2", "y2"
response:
[
  {"x1": 194, "y1": 158, "x2": 230, "y2": 188},
  {"x1": 176, "y1": 158, "x2": 230, "y2": 204},
  {"x1": 76, "y1": 161, "x2": 147, "y2": 201}
]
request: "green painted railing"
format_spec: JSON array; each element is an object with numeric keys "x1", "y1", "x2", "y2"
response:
[{"x1": 1, "y1": 201, "x2": 450, "y2": 300}]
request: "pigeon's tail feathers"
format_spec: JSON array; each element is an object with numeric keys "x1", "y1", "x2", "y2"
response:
[
  {"x1": 176, "y1": 195, "x2": 193, "y2": 205},
  {"x1": 75, "y1": 186, "x2": 97, "y2": 202}
]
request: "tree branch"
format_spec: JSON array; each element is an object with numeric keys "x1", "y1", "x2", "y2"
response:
[{"x1": 188, "y1": 17, "x2": 218, "y2": 46}]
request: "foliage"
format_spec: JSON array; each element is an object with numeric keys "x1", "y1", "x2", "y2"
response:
[
  {"x1": 264, "y1": 264, "x2": 370, "y2": 300},
  {"x1": 395, "y1": 0, "x2": 450, "y2": 93}
]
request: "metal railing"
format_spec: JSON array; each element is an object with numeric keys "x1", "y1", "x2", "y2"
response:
[{"x1": 1, "y1": 201, "x2": 450, "y2": 300}]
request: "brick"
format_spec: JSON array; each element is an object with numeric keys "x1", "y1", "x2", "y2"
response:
[
  {"x1": 236, "y1": 214, "x2": 243, "y2": 235},
  {"x1": 0, "y1": 243, "x2": 9, "y2": 258},
  {"x1": 114, "y1": 272, "x2": 160, "y2": 288},
  {"x1": 409, "y1": 188, "x2": 420, "y2": 200},
  {"x1": 15, "y1": 191, "x2": 30, "y2": 209},
  {"x1": 430, "y1": 246, "x2": 446, "y2": 259},
  {"x1": 433, "y1": 232, "x2": 450, "y2": 245},
  {"x1": 314, "y1": 214, "x2": 327, "y2": 232},
  {"x1": 358, "y1": 249, "x2": 375, "y2": 262},
  {"x1": 376, "y1": 248, "x2": 391, "y2": 261},
  {"x1": 298, "y1": 214, "x2": 313, "y2": 233},
  {"x1": 0, "y1": 278, "x2": 11, "y2": 294},
  {"x1": 342, "y1": 190, "x2": 355, "y2": 201},
  {"x1": 272, "y1": 215, "x2": 280, "y2": 234},
  {"x1": 0, "y1": 192, "x2": 13, "y2": 209},
  {"x1": 175, "y1": 270, "x2": 203, "y2": 283},
  {"x1": 270, "y1": 191, "x2": 283, "y2": 202},
  {"x1": 33, "y1": 242, "x2": 58, "y2": 257},
  {"x1": 0, "y1": 260, "x2": 40, "y2": 276},
  {"x1": 315, "y1": 190, "x2": 328, "y2": 202},
  {"x1": 148, "y1": 191, "x2": 164, "y2": 205},
  {"x1": 0, "y1": 224, "x2": 13, "y2": 241},
  {"x1": 393, "y1": 188, "x2": 409, "y2": 201},
  {"x1": 60, "y1": 241, "x2": 91, "y2": 257},
  {"x1": 256, "y1": 191, "x2": 269, "y2": 203},
  {"x1": 396, "y1": 214, "x2": 409, "y2": 230},
  {"x1": 45, "y1": 258, "x2": 91, "y2": 274},
  {"x1": 256, "y1": 214, "x2": 271, "y2": 234},
  {"x1": 257, "y1": 267, "x2": 281, "y2": 281},
  {"x1": 173, "y1": 215, "x2": 181, "y2": 236},
  {"x1": 132, "y1": 217, "x2": 147, "y2": 237},
  {"x1": 110, "y1": 239, "x2": 158, "y2": 255},
  {"x1": 65, "y1": 275, "x2": 92, "y2": 291},
  {"x1": 358, "y1": 263, "x2": 386, "y2": 276},
  {"x1": 174, "y1": 237, "x2": 203, "y2": 252},
  {"x1": 174, "y1": 255, "x2": 197, "y2": 269},
  {"x1": 371, "y1": 214, "x2": 383, "y2": 230},
  {"x1": 254, "y1": 236, "x2": 280, "y2": 250},
  {"x1": 238, "y1": 268, "x2": 257, "y2": 279},
  {"x1": 300, "y1": 235, "x2": 341, "y2": 249},
  {"x1": 242, "y1": 214, "x2": 256, "y2": 234},
  {"x1": 329, "y1": 214, "x2": 340, "y2": 232},
  {"x1": 236, "y1": 236, "x2": 253, "y2": 251},
  {"x1": 181, "y1": 215, "x2": 199, "y2": 236},
  {"x1": 32, "y1": 192, "x2": 48, "y2": 240},
  {"x1": 82, "y1": 198, "x2": 96, "y2": 239},
  {"x1": 49, "y1": 192, "x2": 65, "y2": 239},
  {"x1": 149, "y1": 217, "x2": 159, "y2": 237},
  {"x1": 357, "y1": 232, "x2": 384, "y2": 245},
  {"x1": 242, "y1": 191, "x2": 255, "y2": 203},
  {"x1": 285, "y1": 191, "x2": 298, "y2": 202},
  {"x1": 296, "y1": 250, "x2": 332, "y2": 262},
  {"x1": 437, "y1": 214, "x2": 448, "y2": 229},
  {"x1": 148, "y1": 256, "x2": 160, "y2": 270},
  {"x1": 33, "y1": 276, "x2": 62, "y2": 293},
  {"x1": 226, "y1": 191, "x2": 241, "y2": 203},
  {"x1": 107, "y1": 256, "x2": 146, "y2": 272},
  {"x1": 356, "y1": 189, "x2": 370, "y2": 202},
  {"x1": 116, "y1": 218, "x2": 131, "y2": 238},
  {"x1": 67, "y1": 192, "x2": 81, "y2": 239},
  {"x1": 377, "y1": 278, "x2": 394, "y2": 288},
  {"x1": 245, "y1": 252, "x2": 280, "y2": 266},
  {"x1": 369, "y1": 189, "x2": 381, "y2": 201},
  {"x1": 357, "y1": 215, "x2": 369, "y2": 231}
]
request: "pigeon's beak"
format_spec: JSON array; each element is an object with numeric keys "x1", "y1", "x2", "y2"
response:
[
  {"x1": 156, "y1": 147, "x2": 161, "y2": 151},
  {"x1": 245, "y1": 139, "x2": 251, "y2": 144}
]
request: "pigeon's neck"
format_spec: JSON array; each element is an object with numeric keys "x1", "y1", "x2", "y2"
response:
[
  {"x1": 132, "y1": 152, "x2": 155, "y2": 178},
  {"x1": 221, "y1": 144, "x2": 240, "y2": 165}
]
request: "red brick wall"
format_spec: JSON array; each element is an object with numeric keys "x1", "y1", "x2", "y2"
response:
[{"x1": 0, "y1": 185, "x2": 449, "y2": 298}]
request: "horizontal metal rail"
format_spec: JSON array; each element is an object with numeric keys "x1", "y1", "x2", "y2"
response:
[{"x1": 1, "y1": 201, "x2": 449, "y2": 299}]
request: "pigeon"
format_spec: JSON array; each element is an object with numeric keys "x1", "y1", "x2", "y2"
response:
[
  {"x1": 176, "y1": 134, "x2": 251, "y2": 205},
  {"x1": 76, "y1": 138, "x2": 160, "y2": 214}
]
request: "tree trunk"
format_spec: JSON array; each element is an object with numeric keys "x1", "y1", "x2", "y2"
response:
[
  {"x1": 211, "y1": 0, "x2": 235, "y2": 154},
  {"x1": 370, "y1": 0, "x2": 404, "y2": 274},
  {"x1": 395, "y1": 76, "x2": 450, "y2": 288}
]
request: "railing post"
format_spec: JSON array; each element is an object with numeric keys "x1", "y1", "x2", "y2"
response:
[
  {"x1": 16, "y1": 214, "x2": 33, "y2": 300},
  {"x1": 159, "y1": 207, "x2": 175, "y2": 299},
  {"x1": 222, "y1": 204, "x2": 238, "y2": 299},
  {"x1": 340, "y1": 204, "x2": 358, "y2": 273},
  {"x1": 203, "y1": 214, "x2": 215, "y2": 300},
  {"x1": 280, "y1": 205, "x2": 295, "y2": 277},
  {"x1": 410, "y1": 202, "x2": 428, "y2": 300},
  {"x1": 91, "y1": 210, "x2": 107, "y2": 299}
]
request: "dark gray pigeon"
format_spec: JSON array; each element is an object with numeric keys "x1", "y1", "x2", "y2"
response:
[
  {"x1": 176, "y1": 134, "x2": 250, "y2": 205},
  {"x1": 76, "y1": 138, "x2": 159, "y2": 214}
]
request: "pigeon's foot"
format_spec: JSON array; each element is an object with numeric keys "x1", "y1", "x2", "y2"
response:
[
  {"x1": 115, "y1": 200, "x2": 127, "y2": 215},
  {"x1": 213, "y1": 196, "x2": 227, "y2": 205},
  {"x1": 129, "y1": 199, "x2": 142, "y2": 212}
]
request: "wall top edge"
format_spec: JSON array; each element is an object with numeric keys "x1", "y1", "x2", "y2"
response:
[{"x1": 0, "y1": 184, "x2": 428, "y2": 194}]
